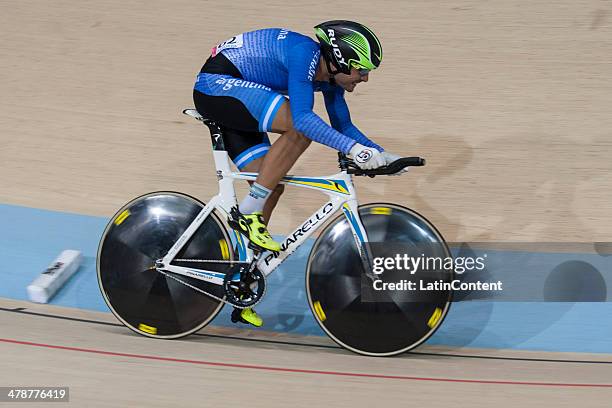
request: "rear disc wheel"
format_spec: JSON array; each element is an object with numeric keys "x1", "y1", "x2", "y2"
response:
[{"x1": 97, "y1": 191, "x2": 233, "y2": 339}]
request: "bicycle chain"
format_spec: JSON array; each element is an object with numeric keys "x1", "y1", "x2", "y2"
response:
[
  {"x1": 156, "y1": 268, "x2": 266, "y2": 310},
  {"x1": 172, "y1": 258, "x2": 248, "y2": 265}
]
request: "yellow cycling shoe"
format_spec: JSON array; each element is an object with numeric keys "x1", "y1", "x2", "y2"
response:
[
  {"x1": 229, "y1": 207, "x2": 281, "y2": 252},
  {"x1": 231, "y1": 307, "x2": 263, "y2": 327}
]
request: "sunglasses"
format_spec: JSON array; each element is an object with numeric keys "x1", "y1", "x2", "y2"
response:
[{"x1": 351, "y1": 63, "x2": 371, "y2": 76}]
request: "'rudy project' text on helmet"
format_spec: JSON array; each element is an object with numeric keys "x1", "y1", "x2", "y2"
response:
[{"x1": 314, "y1": 20, "x2": 383, "y2": 75}]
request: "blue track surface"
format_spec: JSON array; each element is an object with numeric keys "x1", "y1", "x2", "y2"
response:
[{"x1": 1, "y1": 203, "x2": 611, "y2": 353}]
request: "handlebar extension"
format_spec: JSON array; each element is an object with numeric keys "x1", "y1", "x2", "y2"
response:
[{"x1": 338, "y1": 153, "x2": 426, "y2": 177}]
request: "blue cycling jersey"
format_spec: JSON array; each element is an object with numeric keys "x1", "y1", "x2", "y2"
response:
[{"x1": 195, "y1": 28, "x2": 382, "y2": 154}]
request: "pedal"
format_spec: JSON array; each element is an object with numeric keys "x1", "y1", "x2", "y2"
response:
[
  {"x1": 231, "y1": 308, "x2": 242, "y2": 323},
  {"x1": 231, "y1": 308, "x2": 246, "y2": 324},
  {"x1": 231, "y1": 307, "x2": 263, "y2": 327},
  {"x1": 227, "y1": 206, "x2": 245, "y2": 236},
  {"x1": 232, "y1": 226, "x2": 265, "y2": 253},
  {"x1": 228, "y1": 218, "x2": 263, "y2": 252},
  {"x1": 227, "y1": 217, "x2": 241, "y2": 232},
  {"x1": 247, "y1": 240, "x2": 267, "y2": 253}
]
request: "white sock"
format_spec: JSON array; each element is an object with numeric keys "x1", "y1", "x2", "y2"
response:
[{"x1": 239, "y1": 182, "x2": 272, "y2": 214}]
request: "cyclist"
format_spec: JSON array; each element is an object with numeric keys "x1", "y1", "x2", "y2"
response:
[{"x1": 193, "y1": 20, "x2": 402, "y2": 327}]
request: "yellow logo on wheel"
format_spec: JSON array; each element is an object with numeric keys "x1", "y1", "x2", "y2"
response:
[
  {"x1": 114, "y1": 209, "x2": 130, "y2": 225},
  {"x1": 313, "y1": 301, "x2": 327, "y2": 322},
  {"x1": 219, "y1": 239, "x2": 230, "y2": 260},
  {"x1": 138, "y1": 323, "x2": 157, "y2": 335},
  {"x1": 370, "y1": 207, "x2": 392, "y2": 215},
  {"x1": 427, "y1": 307, "x2": 442, "y2": 328}
]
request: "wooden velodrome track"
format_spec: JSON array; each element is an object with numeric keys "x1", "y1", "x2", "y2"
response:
[
  {"x1": 1, "y1": 0, "x2": 611, "y2": 406},
  {"x1": 1, "y1": 299, "x2": 611, "y2": 407}
]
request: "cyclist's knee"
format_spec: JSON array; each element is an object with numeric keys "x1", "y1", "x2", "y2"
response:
[
  {"x1": 241, "y1": 157, "x2": 264, "y2": 174},
  {"x1": 270, "y1": 101, "x2": 312, "y2": 148},
  {"x1": 285, "y1": 129, "x2": 311, "y2": 149}
]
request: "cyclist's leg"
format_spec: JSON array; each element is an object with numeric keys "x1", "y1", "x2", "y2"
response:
[
  {"x1": 235, "y1": 102, "x2": 310, "y2": 236},
  {"x1": 255, "y1": 101, "x2": 311, "y2": 191},
  {"x1": 241, "y1": 158, "x2": 284, "y2": 223},
  {"x1": 236, "y1": 101, "x2": 310, "y2": 223},
  {"x1": 218, "y1": 130, "x2": 284, "y2": 223},
  {"x1": 193, "y1": 75, "x2": 289, "y2": 251}
]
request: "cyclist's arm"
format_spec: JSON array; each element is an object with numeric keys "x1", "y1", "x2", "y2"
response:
[
  {"x1": 286, "y1": 43, "x2": 358, "y2": 154},
  {"x1": 322, "y1": 85, "x2": 383, "y2": 152}
]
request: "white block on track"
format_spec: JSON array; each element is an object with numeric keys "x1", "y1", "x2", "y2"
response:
[{"x1": 27, "y1": 250, "x2": 82, "y2": 304}]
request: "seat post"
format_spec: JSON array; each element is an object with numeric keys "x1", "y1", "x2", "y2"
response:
[{"x1": 203, "y1": 120, "x2": 226, "y2": 151}]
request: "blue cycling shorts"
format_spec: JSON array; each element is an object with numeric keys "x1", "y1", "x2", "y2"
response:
[{"x1": 194, "y1": 73, "x2": 287, "y2": 134}]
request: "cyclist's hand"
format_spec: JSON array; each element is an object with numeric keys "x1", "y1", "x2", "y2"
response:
[
  {"x1": 382, "y1": 152, "x2": 408, "y2": 176},
  {"x1": 349, "y1": 143, "x2": 385, "y2": 170}
]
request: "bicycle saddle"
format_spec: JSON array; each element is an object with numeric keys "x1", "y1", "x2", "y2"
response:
[{"x1": 183, "y1": 108, "x2": 206, "y2": 122}]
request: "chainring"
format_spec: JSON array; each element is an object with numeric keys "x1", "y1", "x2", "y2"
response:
[{"x1": 223, "y1": 266, "x2": 266, "y2": 308}]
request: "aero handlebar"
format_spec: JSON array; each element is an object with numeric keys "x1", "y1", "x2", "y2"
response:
[{"x1": 338, "y1": 153, "x2": 426, "y2": 177}]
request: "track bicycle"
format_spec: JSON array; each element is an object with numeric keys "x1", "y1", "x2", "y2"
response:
[{"x1": 97, "y1": 108, "x2": 453, "y2": 356}]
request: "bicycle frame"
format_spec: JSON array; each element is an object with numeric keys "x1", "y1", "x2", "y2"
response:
[{"x1": 159, "y1": 148, "x2": 370, "y2": 286}]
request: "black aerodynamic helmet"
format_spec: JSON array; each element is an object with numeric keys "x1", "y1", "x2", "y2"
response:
[{"x1": 314, "y1": 20, "x2": 383, "y2": 75}]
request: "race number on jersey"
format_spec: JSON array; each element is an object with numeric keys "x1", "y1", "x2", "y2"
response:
[{"x1": 211, "y1": 34, "x2": 244, "y2": 56}]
